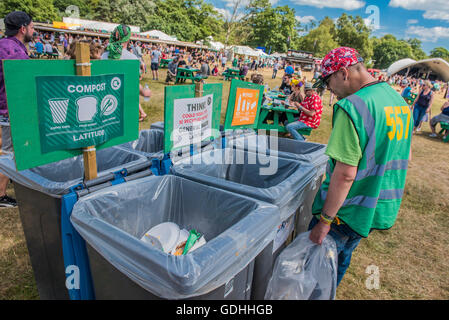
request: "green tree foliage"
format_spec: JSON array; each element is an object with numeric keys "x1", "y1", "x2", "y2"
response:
[
  {"x1": 430, "y1": 47, "x2": 449, "y2": 62},
  {"x1": 142, "y1": 0, "x2": 222, "y2": 43},
  {"x1": 93, "y1": 0, "x2": 156, "y2": 28},
  {"x1": 296, "y1": 17, "x2": 338, "y2": 57},
  {"x1": 0, "y1": 0, "x2": 59, "y2": 22},
  {"x1": 372, "y1": 35, "x2": 414, "y2": 69},
  {"x1": 335, "y1": 13, "x2": 373, "y2": 61},
  {"x1": 245, "y1": 0, "x2": 297, "y2": 53},
  {"x1": 406, "y1": 38, "x2": 428, "y2": 61}
]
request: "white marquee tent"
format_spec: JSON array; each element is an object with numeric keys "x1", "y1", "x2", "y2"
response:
[{"x1": 139, "y1": 30, "x2": 178, "y2": 42}]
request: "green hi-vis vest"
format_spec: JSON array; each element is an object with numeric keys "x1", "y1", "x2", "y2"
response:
[{"x1": 312, "y1": 82, "x2": 413, "y2": 237}]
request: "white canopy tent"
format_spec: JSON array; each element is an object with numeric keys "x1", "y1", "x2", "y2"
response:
[
  {"x1": 231, "y1": 45, "x2": 260, "y2": 58},
  {"x1": 139, "y1": 30, "x2": 177, "y2": 42},
  {"x1": 387, "y1": 58, "x2": 449, "y2": 82}
]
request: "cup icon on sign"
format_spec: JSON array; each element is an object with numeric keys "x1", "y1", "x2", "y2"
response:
[
  {"x1": 76, "y1": 96, "x2": 97, "y2": 122},
  {"x1": 48, "y1": 98, "x2": 69, "y2": 124}
]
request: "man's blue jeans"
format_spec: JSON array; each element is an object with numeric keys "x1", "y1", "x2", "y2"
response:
[
  {"x1": 308, "y1": 217, "x2": 362, "y2": 286},
  {"x1": 286, "y1": 121, "x2": 310, "y2": 141}
]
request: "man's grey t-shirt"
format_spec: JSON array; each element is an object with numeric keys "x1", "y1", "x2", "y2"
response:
[
  {"x1": 151, "y1": 50, "x2": 161, "y2": 64},
  {"x1": 200, "y1": 63, "x2": 208, "y2": 76}
]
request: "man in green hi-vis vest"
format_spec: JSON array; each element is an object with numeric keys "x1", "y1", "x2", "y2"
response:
[{"x1": 310, "y1": 47, "x2": 413, "y2": 287}]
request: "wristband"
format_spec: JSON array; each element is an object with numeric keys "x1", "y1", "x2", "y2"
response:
[
  {"x1": 320, "y1": 216, "x2": 332, "y2": 226},
  {"x1": 320, "y1": 212, "x2": 335, "y2": 225}
]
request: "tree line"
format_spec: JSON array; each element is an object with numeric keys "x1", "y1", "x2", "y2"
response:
[{"x1": 1, "y1": 0, "x2": 448, "y2": 69}]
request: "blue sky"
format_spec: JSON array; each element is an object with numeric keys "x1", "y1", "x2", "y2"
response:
[{"x1": 208, "y1": 0, "x2": 449, "y2": 54}]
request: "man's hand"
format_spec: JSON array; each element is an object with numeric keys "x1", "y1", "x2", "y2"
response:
[{"x1": 309, "y1": 220, "x2": 331, "y2": 245}]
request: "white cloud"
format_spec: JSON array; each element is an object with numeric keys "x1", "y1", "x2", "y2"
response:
[
  {"x1": 291, "y1": 0, "x2": 365, "y2": 10},
  {"x1": 406, "y1": 19, "x2": 419, "y2": 25},
  {"x1": 295, "y1": 15, "x2": 316, "y2": 24},
  {"x1": 406, "y1": 25, "x2": 449, "y2": 42},
  {"x1": 390, "y1": 0, "x2": 449, "y2": 22}
]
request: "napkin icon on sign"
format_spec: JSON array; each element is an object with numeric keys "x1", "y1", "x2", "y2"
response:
[{"x1": 76, "y1": 96, "x2": 98, "y2": 122}]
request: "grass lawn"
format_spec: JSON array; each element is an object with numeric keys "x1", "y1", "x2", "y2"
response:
[{"x1": 1, "y1": 58, "x2": 448, "y2": 299}]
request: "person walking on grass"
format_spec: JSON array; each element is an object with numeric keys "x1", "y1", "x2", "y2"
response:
[
  {"x1": 310, "y1": 47, "x2": 413, "y2": 286},
  {"x1": 411, "y1": 80, "x2": 434, "y2": 134}
]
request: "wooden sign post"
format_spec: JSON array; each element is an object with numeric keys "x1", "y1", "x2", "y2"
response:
[{"x1": 75, "y1": 42, "x2": 98, "y2": 181}]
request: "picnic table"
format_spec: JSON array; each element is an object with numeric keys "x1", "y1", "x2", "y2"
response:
[
  {"x1": 223, "y1": 68, "x2": 244, "y2": 81},
  {"x1": 160, "y1": 58, "x2": 172, "y2": 68},
  {"x1": 256, "y1": 91, "x2": 313, "y2": 137},
  {"x1": 175, "y1": 67, "x2": 202, "y2": 84},
  {"x1": 256, "y1": 98, "x2": 299, "y2": 133}
]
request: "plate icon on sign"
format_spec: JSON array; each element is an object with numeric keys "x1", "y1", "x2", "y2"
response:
[
  {"x1": 111, "y1": 77, "x2": 121, "y2": 90},
  {"x1": 100, "y1": 95, "x2": 118, "y2": 116}
]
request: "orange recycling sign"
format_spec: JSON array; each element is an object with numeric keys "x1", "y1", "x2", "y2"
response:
[{"x1": 231, "y1": 87, "x2": 260, "y2": 126}]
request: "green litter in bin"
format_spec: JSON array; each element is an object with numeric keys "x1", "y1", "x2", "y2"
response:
[{"x1": 183, "y1": 230, "x2": 201, "y2": 255}]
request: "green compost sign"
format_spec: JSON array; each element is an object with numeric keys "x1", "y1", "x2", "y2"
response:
[
  {"x1": 3, "y1": 59, "x2": 140, "y2": 171},
  {"x1": 36, "y1": 74, "x2": 124, "y2": 153}
]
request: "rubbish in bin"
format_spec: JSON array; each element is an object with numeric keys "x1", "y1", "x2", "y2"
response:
[
  {"x1": 264, "y1": 231, "x2": 337, "y2": 300},
  {"x1": 182, "y1": 229, "x2": 202, "y2": 255},
  {"x1": 172, "y1": 229, "x2": 190, "y2": 256},
  {"x1": 141, "y1": 222, "x2": 180, "y2": 254},
  {"x1": 141, "y1": 233, "x2": 164, "y2": 251},
  {"x1": 141, "y1": 222, "x2": 207, "y2": 255}
]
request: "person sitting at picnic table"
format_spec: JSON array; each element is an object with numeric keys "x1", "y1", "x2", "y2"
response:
[
  {"x1": 212, "y1": 64, "x2": 219, "y2": 76},
  {"x1": 195, "y1": 59, "x2": 209, "y2": 80},
  {"x1": 240, "y1": 63, "x2": 249, "y2": 78},
  {"x1": 279, "y1": 74, "x2": 292, "y2": 95},
  {"x1": 285, "y1": 82, "x2": 323, "y2": 141},
  {"x1": 177, "y1": 55, "x2": 187, "y2": 83},
  {"x1": 429, "y1": 99, "x2": 449, "y2": 139},
  {"x1": 35, "y1": 38, "x2": 43, "y2": 56},
  {"x1": 251, "y1": 73, "x2": 267, "y2": 104},
  {"x1": 287, "y1": 80, "x2": 304, "y2": 107},
  {"x1": 44, "y1": 41, "x2": 52, "y2": 55},
  {"x1": 165, "y1": 56, "x2": 178, "y2": 83},
  {"x1": 401, "y1": 82, "x2": 413, "y2": 100}
]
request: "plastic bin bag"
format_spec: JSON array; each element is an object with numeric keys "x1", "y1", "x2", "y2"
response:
[
  {"x1": 265, "y1": 231, "x2": 338, "y2": 300},
  {"x1": 70, "y1": 174, "x2": 281, "y2": 299},
  {"x1": 0, "y1": 146, "x2": 148, "y2": 196},
  {"x1": 120, "y1": 129, "x2": 164, "y2": 160}
]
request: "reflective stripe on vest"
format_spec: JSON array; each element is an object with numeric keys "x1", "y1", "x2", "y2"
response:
[{"x1": 321, "y1": 188, "x2": 404, "y2": 209}]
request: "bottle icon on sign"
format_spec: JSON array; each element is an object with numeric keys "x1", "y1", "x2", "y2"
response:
[
  {"x1": 48, "y1": 98, "x2": 69, "y2": 124},
  {"x1": 76, "y1": 96, "x2": 98, "y2": 122}
]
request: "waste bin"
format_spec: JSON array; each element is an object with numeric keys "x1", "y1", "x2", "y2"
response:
[
  {"x1": 169, "y1": 147, "x2": 316, "y2": 300},
  {"x1": 0, "y1": 146, "x2": 150, "y2": 300},
  {"x1": 120, "y1": 129, "x2": 165, "y2": 160},
  {"x1": 70, "y1": 174, "x2": 281, "y2": 299},
  {"x1": 228, "y1": 135, "x2": 328, "y2": 235}
]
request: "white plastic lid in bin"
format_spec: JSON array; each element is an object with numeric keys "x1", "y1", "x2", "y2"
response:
[{"x1": 141, "y1": 222, "x2": 180, "y2": 254}]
